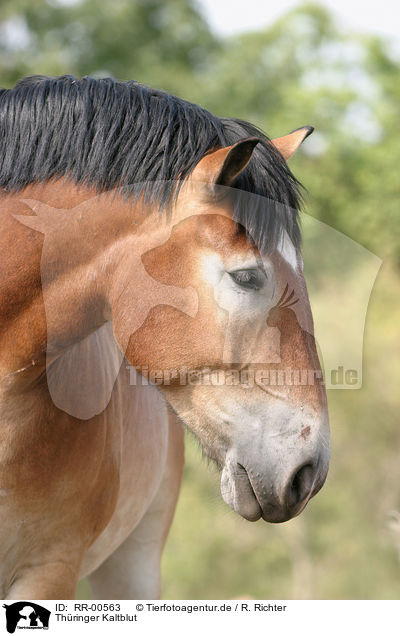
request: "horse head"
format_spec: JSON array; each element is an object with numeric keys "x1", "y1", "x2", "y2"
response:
[{"x1": 111, "y1": 127, "x2": 330, "y2": 523}]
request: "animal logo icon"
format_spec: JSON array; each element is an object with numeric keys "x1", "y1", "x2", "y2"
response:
[{"x1": 3, "y1": 602, "x2": 50, "y2": 633}]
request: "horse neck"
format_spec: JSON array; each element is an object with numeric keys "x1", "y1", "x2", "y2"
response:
[{"x1": 0, "y1": 180, "x2": 148, "y2": 379}]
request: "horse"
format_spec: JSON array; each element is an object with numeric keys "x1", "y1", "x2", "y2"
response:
[{"x1": 0, "y1": 75, "x2": 330, "y2": 600}]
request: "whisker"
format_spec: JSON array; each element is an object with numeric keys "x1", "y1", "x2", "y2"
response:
[
  {"x1": 256, "y1": 382, "x2": 287, "y2": 401},
  {"x1": 275, "y1": 283, "x2": 289, "y2": 307},
  {"x1": 281, "y1": 297, "x2": 299, "y2": 308},
  {"x1": 280, "y1": 289, "x2": 295, "y2": 306}
]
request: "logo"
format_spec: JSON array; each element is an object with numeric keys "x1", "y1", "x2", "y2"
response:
[{"x1": 3, "y1": 603, "x2": 50, "y2": 633}]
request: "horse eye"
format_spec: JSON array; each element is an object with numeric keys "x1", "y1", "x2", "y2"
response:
[{"x1": 229, "y1": 269, "x2": 264, "y2": 290}]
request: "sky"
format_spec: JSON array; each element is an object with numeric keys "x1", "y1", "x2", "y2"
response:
[{"x1": 196, "y1": 0, "x2": 400, "y2": 43}]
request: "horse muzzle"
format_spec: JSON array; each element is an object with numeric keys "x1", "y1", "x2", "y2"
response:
[{"x1": 220, "y1": 432, "x2": 330, "y2": 523}]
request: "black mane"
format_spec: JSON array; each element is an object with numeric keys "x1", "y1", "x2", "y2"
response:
[{"x1": 0, "y1": 75, "x2": 302, "y2": 251}]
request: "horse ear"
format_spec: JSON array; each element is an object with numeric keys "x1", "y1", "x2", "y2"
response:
[
  {"x1": 192, "y1": 137, "x2": 260, "y2": 187},
  {"x1": 271, "y1": 126, "x2": 314, "y2": 160}
]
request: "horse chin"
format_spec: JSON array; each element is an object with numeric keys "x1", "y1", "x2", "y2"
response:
[
  {"x1": 220, "y1": 462, "x2": 263, "y2": 522},
  {"x1": 220, "y1": 459, "x2": 305, "y2": 524}
]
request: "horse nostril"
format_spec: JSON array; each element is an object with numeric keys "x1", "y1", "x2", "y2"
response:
[{"x1": 286, "y1": 463, "x2": 315, "y2": 510}]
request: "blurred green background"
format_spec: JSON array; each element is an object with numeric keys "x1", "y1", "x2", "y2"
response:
[{"x1": 1, "y1": 0, "x2": 399, "y2": 599}]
